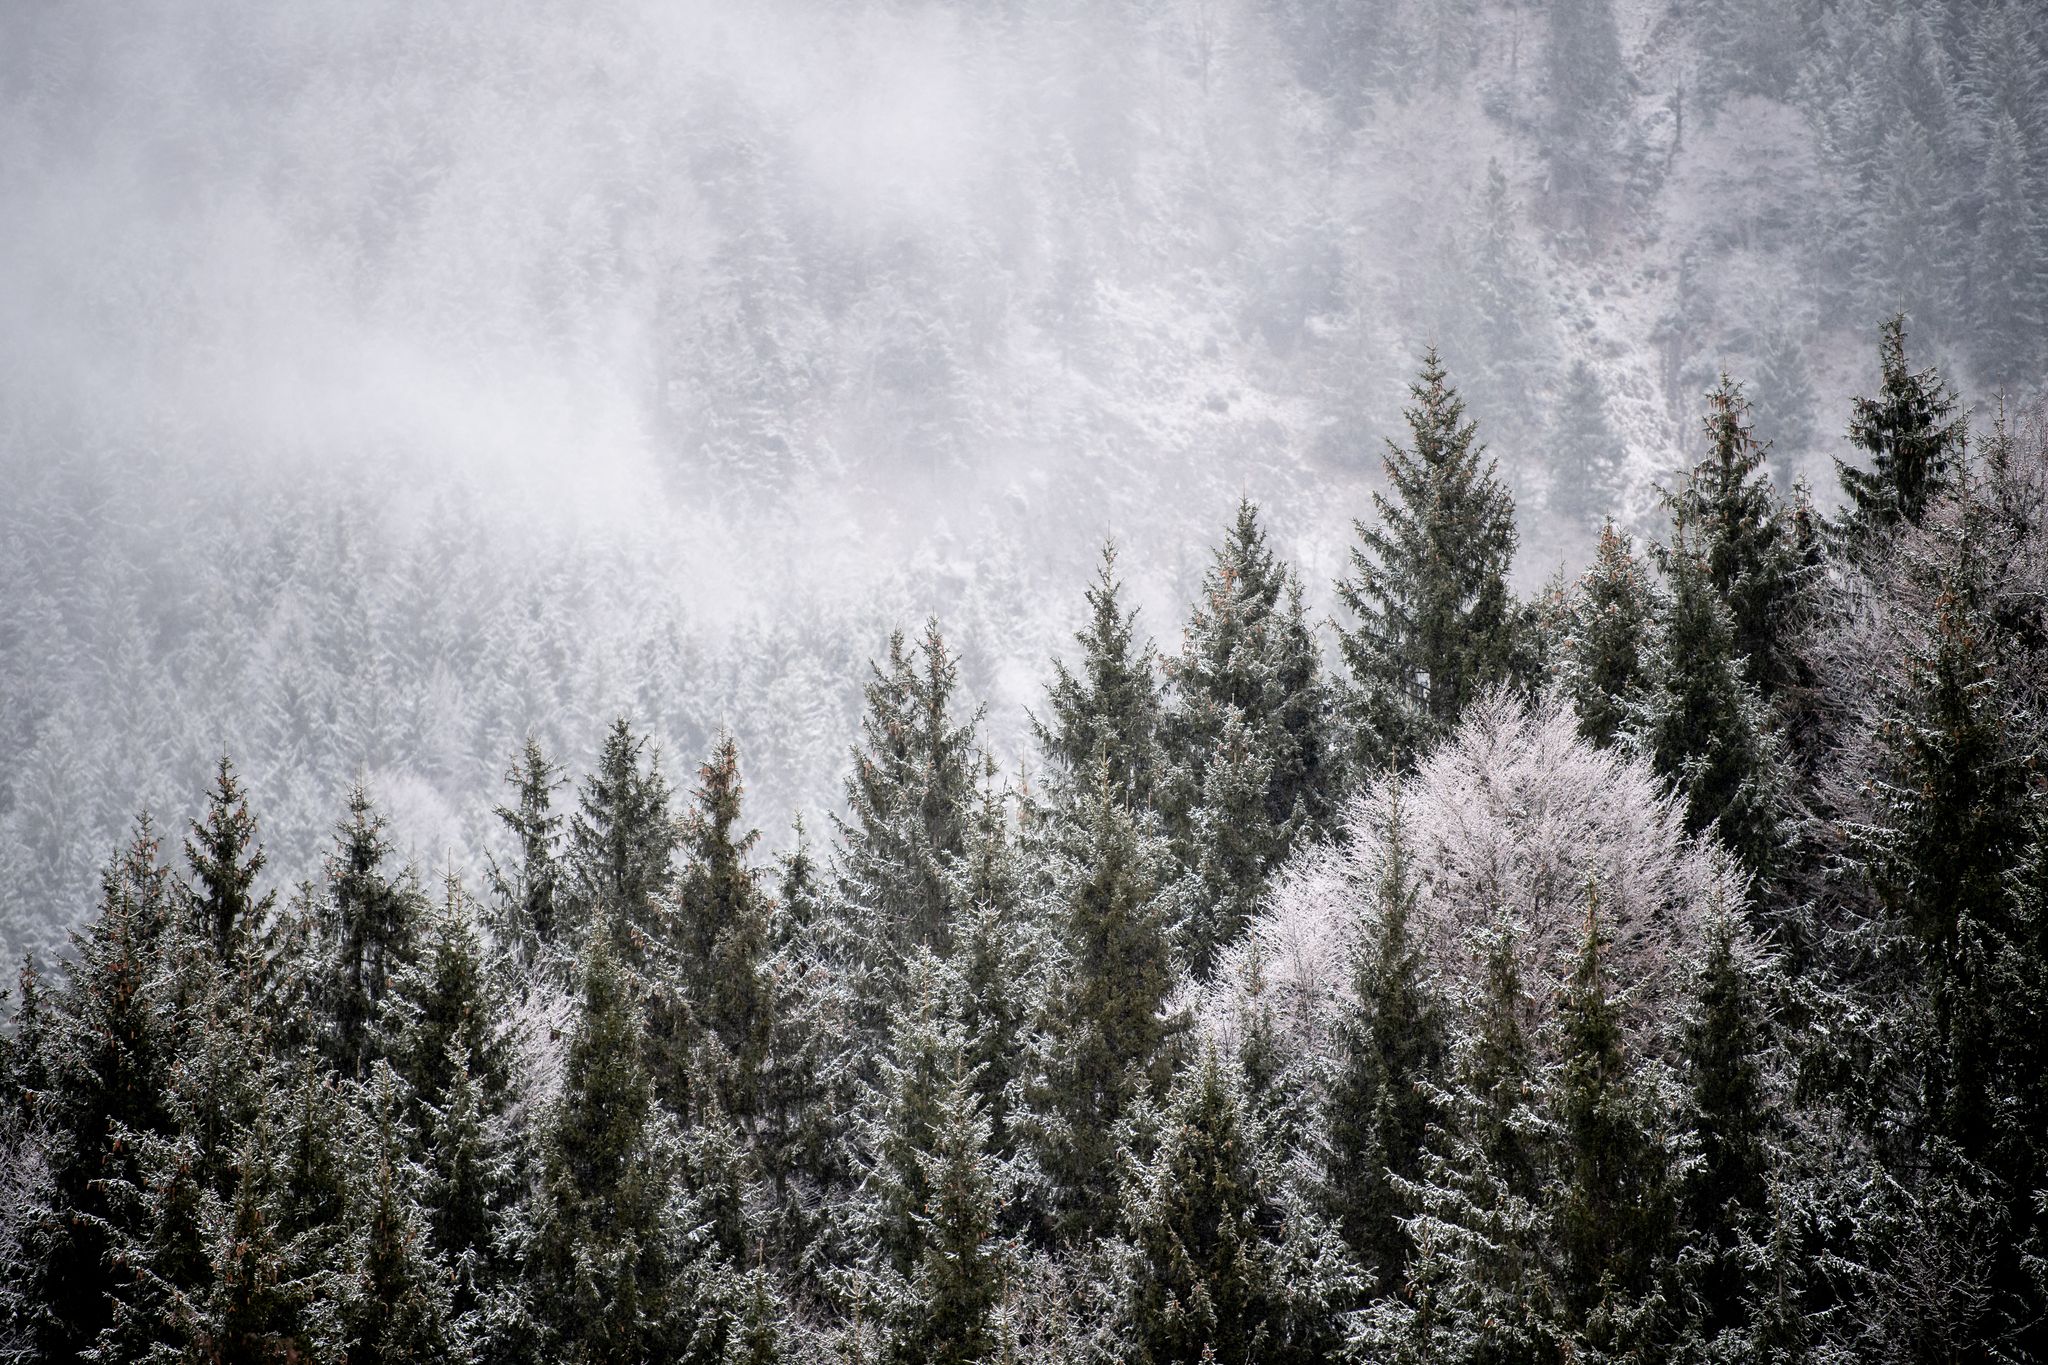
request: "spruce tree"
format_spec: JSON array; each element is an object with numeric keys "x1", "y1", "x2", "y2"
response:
[
  {"x1": 674, "y1": 733, "x2": 776, "y2": 1124},
  {"x1": 1034, "y1": 761, "x2": 1184, "y2": 1241},
  {"x1": 1552, "y1": 895, "x2": 1674, "y2": 1356},
  {"x1": 1554, "y1": 523, "x2": 1658, "y2": 749},
  {"x1": 1179, "y1": 710, "x2": 1283, "y2": 978},
  {"x1": 1371, "y1": 916, "x2": 1554, "y2": 1365},
  {"x1": 1162, "y1": 500, "x2": 1335, "y2": 866},
  {"x1": 1117, "y1": 1050, "x2": 1289, "y2": 1365},
  {"x1": 323, "y1": 785, "x2": 426, "y2": 1079},
  {"x1": 1635, "y1": 528, "x2": 1783, "y2": 879},
  {"x1": 1034, "y1": 542, "x2": 1166, "y2": 810},
  {"x1": 518, "y1": 935, "x2": 709, "y2": 1363},
  {"x1": 183, "y1": 753, "x2": 274, "y2": 968},
  {"x1": 490, "y1": 737, "x2": 567, "y2": 966},
  {"x1": 16, "y1": 823, "x2": 180, "y2": 1362},
  {"x1": 1338, "y1": 348, "x2": 1520, "y2": 769},
  {"x1": 382, "y1": 874, "x2": 516, "y2": 1129},
  {"x1": 1666, "y1": 375, "x2": 1805, "y2": 697},
  {"x1": 1676, "y1": 910, "x2": 1776, "y2": 1350},
  {"x1": 836, "y1": 621, "x2": 983, "y2": 960},
  {"x1": 1323, "y1": 794, "x2": 1447, "y2": 1298},
  {"x1": 891, "y1": 1067, "x2": 1006, "y2": 1365},
  {"x1": 1836, "y1": 314, "x2": 1966, "y2": 548},
  {"x1": 565, "y1": 718, "x2": 678, "y2": 964},
  {"x1": 864, "y1": 949, "x2": 968, "y2": 1278},
  {"x1": 337, "y1": 1063, "x2": 461, "y2": 1365}
]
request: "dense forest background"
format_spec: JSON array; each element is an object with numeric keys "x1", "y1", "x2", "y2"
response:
[
  {"x1": 4, "y1": 0, "x2": 2048, "y2": 1360},
  {"x1": 5, "y1": 0, "x2": 2047, "y2": 968}
]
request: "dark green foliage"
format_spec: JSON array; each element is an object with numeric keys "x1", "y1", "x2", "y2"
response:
[
  {"x1": 1323, "y1": 794, "x2": 1446, "y2": 1297},
  {"x1": 1035, "y1": 542, "x2": 1166, "y2": 810},
  {"x1": 674, "y1": 734, "x2": 776, "y2": 1123},
  {"x1": 323, "y1": 786, "x2": 427, "y2": 1079},
  {"x1": 1554, "y1": 523, "x2": 1658, "y2": 749},
  {"x1": 565, "y1": 719, "x2": 678, "y2": 963},
  {"x1": 490, "y1": 738, "x2": 567, "y2": 966},
  {"x1": 1551, "y1": 897, "x2": 1674, "y2": 1355},
  {"x1": 1666, "y1": 376, "x2": 1808, "y2": 698},
  {"x1": 1636, "y1": 528, "x2": 1783, "y2": 878},
  {"x1": 890, "y1": 1068, "x2": 1006, "y2": 1365},
  {"x1": 14, "y1": 823, "x2": 181, "y2": 1362},
  {"x1": 1033, "y1": 761, "x2": 1184, "y2": 1241},
  {"x1": 182, "y1": 754, "x2": 274, "y2": 968},
  {"x1": 1674, "y1": 912, "x2": 1776, "y2": 1349},
  {"x1": 1338, "y1": 349, "x2": 1520, "y2": 769},
  {"x1": 1163, "y1": 501, "x2": 1335, "y2": 865},
  {"x1": 1117, "y1": 1051, "x2": 1292, "y2": 1365},
  {"x1": 518, "y1": 935, "x2": 710, "y2": 1363},
  {"x1": 1836, "y1": 314, "x2": 1965, "y2": 547},
  {"x1": 836, "y1": 622, "x2": 984, "y2": 960}
]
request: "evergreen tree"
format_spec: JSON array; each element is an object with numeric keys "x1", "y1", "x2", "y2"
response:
[
  {"x1": 565, "y1": 719, "x2": 678, "y2": 964},
  {"x1": 674, "y1": 734, "x2": 776, "y2": 1125},
  {"x1": 1370, "y1": 916, "x2": 1554, "y2": 1365},
  {"x1": 1323, "y1": 793, "x2": 1447, "y2": 1297},
  {"x1": 836, "y1": 622, "x2": 983, "y2": 960},
  {"x1": 323, "y1": 785, "x2": 426, "y2": 1079},
  {"x1": 864, "y1": 949, "x2": 968, "y2": 1278},
  {"x1": 1635, "y1": 528, "x2": 1784, "y2": 879},
  {"x1": 490, "y1": 737, "x2": 567, "y2": 966},
  {"x1": 383, "y1": 874, "x2": 516, "y2": 1128},
  {"x1": 1675, "y1": 910, "x2": 1776, "y2": 1351},
  {"x1": 1551, "y1": 895, "x2": 1674, "y2": 1357},
  {"x1": 1836, "y1": 314, "x2": 1966, "y2": 548},
  {"x1": 1969, "y1": 114, "x2": 2046, "y2": 390},
  {"x1": 13, "y1": 823, "x2": 180, "y2": 1362},
  {"x1": 1034, "y1": 542, "x2": 1165, "y2": 810},
  {"x1": 1338, "y1": 349, "x2": 1521, "y2": 769},
  {"x1": 517, "y1": 935, "x2": 712, "y2": 1363},
  {"x1": 1117, "y1": 1051, "x2": 1290, "y2": 1365},
  {"x1": 890, "y1": 1066, "x2": 1007, "y2": 1365},
  {"x1": 947, "y1": 782, "x2": 1037, "y2": 1156},
  {"x1": 1666, "y1": 375, "x2": 1806, "y2": 697},
  {"x1": 182, "y1": 753, "x2": 274, "y2": 968},
  {"x1": 1554, "y1": 523, "x2": 1658, "y2": 749},
  {"x1": 1179, "y1": 710, "x2": 1283, "y2": 978},
  {"x1": 1033, "y1": 762, "x2": 1184, "y2": 1241},
  {"x1": 337, "y1": 1063, "x2": 461, "y2": 1365},
  {"x1": 1163, "y1": 501, "x2": 1335, "y2": 862}
]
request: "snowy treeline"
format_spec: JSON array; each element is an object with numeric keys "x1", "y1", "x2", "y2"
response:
[{"x1": 5, "y1": 331, "x2": 2047, "y2": 1362}]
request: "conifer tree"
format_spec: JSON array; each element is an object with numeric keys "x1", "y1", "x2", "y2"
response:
[
  {"x1": 836, "y1": 622, "x2": 983, "y2": 960},
  {"x1": 675, "y1": 733, "x2": 776, "y2": 1124},
  {"x1": 1033, "y1": 762, "x2": 1184, "y2": 1241},
  {"x1": 565, "y1": 719, "x2": 678, "y2": 963},
  {"x1": 863, "y1": 950, "x2": 970, "y2": 1278},
  {"x1": 1338, "y1": 349, "x2": 1520, "y2": 769},
  {"x1": 1551, "y1": 895, "x2": 1674, "y2": 1356},
  {"x1": 947, "y1": 783, "x2": 1037, "y2": 1156},
  {"x1": 383, "y1": 875, "x2": 516, "y2": 1127},
  {"x1": 1635, "y1": 529, "x2": 1783, "y2": 879},
  {"x1": 1554, "y1": 523, "x2": 1658, "y2": 749},
  {"x1": 1034, "y1": 542, "x2": 1165, "y2": 810},
  {"x1": 891, "y1": 1067, "x2": 1007, "y2": 1365},
  {"x1": 1836, "y1": 314, "x2": 1966, "y2": 548},
  {"x1": 1323, "y1": 794, "x2": 1446, "y2": 1297},
  {"x1": 337, "y1": 1063, "x2": 461, "y2": 1365},
  {"x1": 1117, "y1": 1051, "x2": 1290, "y2": 1365},
  {"x1": 518, "y1": 935, "x2": 710, "y2": 1363},
  {"x1": 15, "y1": 823, "x2": 180, "y2": 1362},
  {"x1": 1163, "y1": 501, "x2": 1335, "y2": 865},
  {"x1": 183, "y1": 753, "x2": 274, "y2": 968},
  {"x1": 1179, "y1": 710, "x2": 1283, "y2": 978},
  {"x1": 490, "y1": 737, "x2": 567, "y2": 965},
  {"x1": 1970, "y1": 114, "x2": 2046, "y2": 389},
  {"x1": 1370, "y1": 917, "x2": 1554, "y2": 1365},
  {"x1": 323, "y1": 785, "x2": 426, "y2": 1079},
  {"x1": 1666, "y1": 376, "x2": 1805, "y2": 697},
  {"x1": 1676, "y1": 910, "x2": 1776, "y2": 1350}
]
